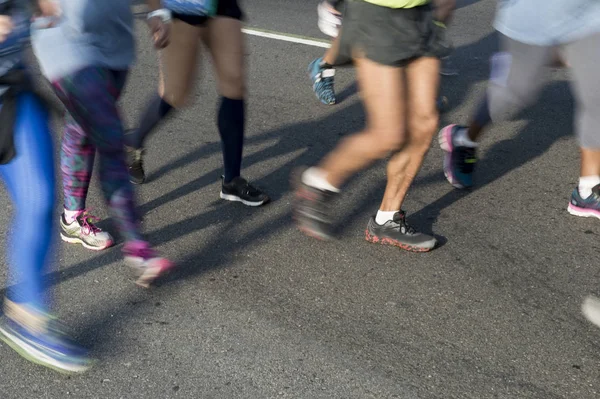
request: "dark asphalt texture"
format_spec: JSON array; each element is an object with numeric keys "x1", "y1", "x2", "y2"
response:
[{"x1": 1, "y1": 1, "x2": 599, "y2": 398}]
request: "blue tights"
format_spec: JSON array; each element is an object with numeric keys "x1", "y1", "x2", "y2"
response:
[{"x1": 0, "y1": 92, "x2": 55, "y2": 310}]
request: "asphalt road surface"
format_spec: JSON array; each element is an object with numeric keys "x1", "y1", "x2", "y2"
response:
[{"x1": 1, "y1": 1, "x2": 599, "y2": 398}]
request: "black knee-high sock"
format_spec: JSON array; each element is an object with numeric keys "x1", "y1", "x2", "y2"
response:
[
  {"x1": 218, "y1": 97, "x2": 245, "y2": 184},
  {"x1": 126, "y1": 93, "x2": 173, "y2": 149}
]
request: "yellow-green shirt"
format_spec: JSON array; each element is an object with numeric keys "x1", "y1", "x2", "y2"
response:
[{"x1": 363, "y1": 0, "x2": 429, "y2": 8}]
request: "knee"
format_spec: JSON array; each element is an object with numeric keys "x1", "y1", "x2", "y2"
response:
[
  {"x1": 160, "y1": 91, "x2": 190, "y2": 109},
  {"x1": 159, "y1": 85, "x2": 191, "y2": 109},
  {"x1": 409, "y1": 111, "x2": 439, "y2": 150},
  {"x1": 488, "y1": 83, "x2": 537, "y2": 122},
  {"x1": 218, "y1": 69, "x2": 246, "y2": 99},
  {"x1": 370, "y1": 126, "x2": 407, "y2": 154}
]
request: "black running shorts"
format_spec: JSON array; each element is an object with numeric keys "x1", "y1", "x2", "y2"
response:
[
  {"x1": 172, "y1": 0, "x2": 244, "y2": 26},
  {"x1": 335, "y1": 0, "x2": 452, "y2": 67}
]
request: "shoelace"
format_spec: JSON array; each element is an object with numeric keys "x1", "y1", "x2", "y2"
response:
[
  {"x1": 133, "y1": 149, "x2": 144, "y2": 165},
  {"x1": 127, "y1": 243, "x2": 157, "y2": 261},
  {"x1": 457, "y1": 147, "x2": 477, "y2": 174},
  {"x1": 231, "y1": 179, "x2": 261, "y2": 197},
  {"x1": 77, "y1": 210, "x2": 102, "y2": 236},
  {"x1": 391, "y1": 212, "x2": 416, "y2": 235}
]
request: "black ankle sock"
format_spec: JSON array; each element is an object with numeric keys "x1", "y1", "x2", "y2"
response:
[
  {"x1": 473, "y1": 96, "x2": 491, "y2": 127},
  {"x1": 319, "y1": 59, "x2": 333, "y2": 69},
  {"x1": 218, "y1": 97, "x2": 245, "y2": 184},
  {"x1": 126, "y1": 93, "x2": 173, "y2": 148}
]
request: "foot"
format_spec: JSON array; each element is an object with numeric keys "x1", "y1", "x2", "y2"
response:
[
  {"x1": 0, "y1": 302, "x2": 92, "y2": 373},
  {"x1": 291, "y1": 168, "x2": 337, "y2": 240},
  {"x1": 220, "y1": 176, "x2": 270, "y2": 207},
  {"x1": 438, "y1": 124, "x2": 477, "y2": 189},
  {"x1": 365, "y1": 211, "x2": 437, "y2": 252},
  {"x1": 308, "y1": 57, "x2": 336, "y2": 105},
  {"x1": 123, "y1": 241, "x2": 175, "y2": 288},
  {"x1": 60, "y1": 210, "x2": 114, "y2": 251},
  {"x1": 567, "y1": 184, "x2": 600, "y2": 219},
  {"x1": 126, "y1": 146, "x2": 146, "y2": 185}
]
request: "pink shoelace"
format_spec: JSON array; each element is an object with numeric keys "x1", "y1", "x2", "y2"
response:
[{"x1": 74, "y1": 209, "x2": 102, "y2": 236}]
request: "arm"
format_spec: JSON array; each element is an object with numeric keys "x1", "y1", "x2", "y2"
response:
[
  {"x1": 0, "y1": 16, "x2": 14, "y2": 43},
  {"x1": 433, "y1": 0, "x2": 456, "y2": 25},
  {"x1": 146, "y1": 0, "x2": 162, "y2": 12},
  {"x1": 145, "y1": 0, "x2": 170, "y2": 49}
]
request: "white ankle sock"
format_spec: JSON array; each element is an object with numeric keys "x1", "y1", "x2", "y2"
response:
[
  {"x1": 302, "y1": 167, "x2": 340, "y2": 193},
  {"x1": 375, "y1": 210, "x2": 398, "y2": 225},
  {"x1": 579, "y1": 176, "x2": 600, "y2": 199},
  {"x1": 64, "y1": 209, "x2": 81, "y2": 224},
  {"x1": 454, "y1": 128, "x2": 478, "y2": 148}
]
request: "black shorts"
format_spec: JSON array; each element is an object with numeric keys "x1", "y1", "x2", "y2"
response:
[
  {"x1": 335, "y1": 0, "x2": 452, "y2": 67},
  {"x1": 172, "y1": 0, "x2": 243, "y2": 26}
]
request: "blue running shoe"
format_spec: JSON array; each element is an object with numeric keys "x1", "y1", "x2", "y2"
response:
[
  {"x1": 438, "y1": 124, "x2": 477, "y2": 189},
  {"x1": 567, "y1": 184, "x2": 600, "y2": 220},
  {"x1": 308, "y1": 57, "x2": 336, "y2": 105},
  {"x1": 0, "y1": 307, "x2": 92, "y2": 373}
]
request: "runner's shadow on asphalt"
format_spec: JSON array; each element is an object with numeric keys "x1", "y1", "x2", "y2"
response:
[
  {"x1": 6, "y1": 30, "x2": 502, "y2": 293},
  {"x1": 412, "y1": 80, "x2": 574, "y2": 231}
]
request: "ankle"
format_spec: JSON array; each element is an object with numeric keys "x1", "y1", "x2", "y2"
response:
[
  {"x1": 64, "y1": 209, "x2": 82, "y2": 224},
  {"x1": 4, "y1": 299, "x2": 48, "y2": 333},
  {"x1": 302, "y1": 167, "x2": 340, "y2": 193}
]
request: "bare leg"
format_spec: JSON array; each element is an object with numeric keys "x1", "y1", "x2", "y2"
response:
[
  {"x1": 317, "y1": 57, "x2": 406, "y2": 188},
  {"x1": 380, "y1": 57, "x2": 440, "y2": 211}
]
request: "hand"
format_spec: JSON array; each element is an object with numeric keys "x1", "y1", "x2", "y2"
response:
[
  {"x1": 322, "y1": 1, "x2": 342, "y2": 16},
  {"x1": 148, "y1": 16, "x2": 170, "y2": 49},
  {"x1": 37, "y1": 0, "x2": 61, "y2": 17},
  {"x1": 34, "y1": 0, "x2": 61, "y2": 28},
  {"x1": 0, "y1": 16, "x2": 14, "y2": 43},
  {"x1": 433, "y1": 0, "x2": 456, "y2": 24}
]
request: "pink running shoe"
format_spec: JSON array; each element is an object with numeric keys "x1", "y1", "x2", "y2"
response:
[{"x1": 123, "y1": 241, "x2": 174, "y2": 288}]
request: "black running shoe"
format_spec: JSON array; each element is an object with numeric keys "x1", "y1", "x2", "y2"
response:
[
  {"x1": 365, "y1": 211, "x2": 437, "y2": 252},
  {"x1": 291, "y1": 169, "x2": 337, "y2": 240},
  {"x1": 220, "y1": 177, "x2": 270, "y2": 207},
  {"x1": 126, "y1": 146, "x2": 146, "y2": 185}
]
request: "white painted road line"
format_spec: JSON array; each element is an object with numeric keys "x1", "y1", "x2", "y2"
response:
[{"x1": 242, "y1": 28, "x2": 331, "y2": 49}]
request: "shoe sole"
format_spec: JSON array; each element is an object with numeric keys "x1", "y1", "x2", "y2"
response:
[
  {"x1": 290, "y1": 167, "x2": 334, "y2": 241},
  {"x1": 567, "y1": 204, "x2": 600, "y2": 220},
  {"x1": 126, "y1": 257, "x2": 175, "y2": 288},
  {"x1": 130, "y1": 178, "x2": 145, "y2": 185},
  {"x1": 60, "y1": 233, "x2": 113, "y2": 251},
  {"x1": 438, "y1": 125, "x2": 467, "y2": 189},
  {"x1": 293, "y1": 215, "x2": 333, "y2": 241},
  {"x1": 220, "y1": 192, "x2": 269, "y2": 207},
  {"x1": 0, "y1": 326, "x2": 92, "y2": 374},
  {"x1": 365, "y1": 229, "x2": 435, "y2": 253}
]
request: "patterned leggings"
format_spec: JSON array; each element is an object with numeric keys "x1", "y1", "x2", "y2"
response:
[{"x1": 52, "y1": 67, "x2": 142, "y2": 242}]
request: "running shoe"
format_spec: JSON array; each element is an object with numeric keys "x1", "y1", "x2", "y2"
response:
[
  {"x1": 438, "y1": 124, "x2": 477, "y2": 189},
  {"x1": 220, "y1": 176, "x2": 270, "y2": 207},
  {"x1": 0, "y1": 306, "x2": 92, "y2": 373},
  {"x1": 308, "y1": 57, "x2": 336, "y2": 105},
  {"x1": 60, "y1": 210, "x2": 114, "y2": 251},
  {"x1": 126, "y1": 146, "x2": 146, "y2": 185},
  {"x1": 582, "y1": 296, "x2": 600, "y2": 328},
  {"x1": 365, "y1": 211, "x2": 437, "y2": 252},
  {"x1": 567, "y1": 184, "x2": 600, "y2": 219},
  {"x1": 440, "y1": 56, "x2": 459, "y2": 76},
  {"x1": 291, "y1": 168, "x2": 337, "y2": 240},
  {"x1": 123, "y1": 241, "x2": 175, "y2": 288}
]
